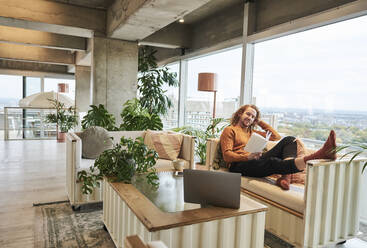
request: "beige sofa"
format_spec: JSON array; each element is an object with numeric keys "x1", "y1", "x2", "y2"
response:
[
  {"x1": 206, "y1": 138, "x2": 365, "y2": 248},
  {"x1": 66, "y1": 130, "x2": 195, "y2": 209}
]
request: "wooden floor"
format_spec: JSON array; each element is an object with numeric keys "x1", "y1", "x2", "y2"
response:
[
  {"x1": 0, "y1": 140, "x2": 67, "y2": 248},
  {"x1": 0, "y1": 139, "x2": 366, "y2": 248}
]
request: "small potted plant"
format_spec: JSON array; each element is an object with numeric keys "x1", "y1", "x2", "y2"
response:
[
  {"x1": 77, "y1": 136, "x2": 159, "y2": 195},
  {"x1": 45, "y1": 99, "x2": 78, "y2": 142}
]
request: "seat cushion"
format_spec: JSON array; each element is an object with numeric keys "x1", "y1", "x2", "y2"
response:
[
  {"x1": 144, "y1": 130, "x2": 183, "y2": 160},
  {"x1": 77, "y1": 158, "x2": 100, "y2": 175},
  {"x1": 213, "y1": 167, "x2": 305, "y2": 212},
  {"x1": 80, "y1": 126, "x2": 113, "y2": 159},
  {"x1": 154, "y1": 158, "x2": 190, "y2": 172},
  {"x1": 242, "y1": 176, "x2": 305, "y2": 213}
]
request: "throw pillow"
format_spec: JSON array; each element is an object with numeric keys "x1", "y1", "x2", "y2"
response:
[
  {"x1": 80, "y1": 126, "x2": 113, "y2": 159},
  {"x1": 144, "y1": 130, "x2": 183, "y2": 160},
  {"x1": 267, "y1": 138, "x2": 311, "y2": 186},
  {"x1": 212, "y1": 141, "x2": 227, "y2": 170}
]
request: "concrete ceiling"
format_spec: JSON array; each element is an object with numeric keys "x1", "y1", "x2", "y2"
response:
[
  {"x1": 48, "y1": 0, "x2": 242, "y2": 23},
  {"x1": 182, "y1": 0, "x2": 242, "y2": 24},
  {"x1": 48, "y1": 0, "x2": 115, "y2": 10},
  {"x1": 0, "y1": 0, "x2": 231, "y2": 73}
]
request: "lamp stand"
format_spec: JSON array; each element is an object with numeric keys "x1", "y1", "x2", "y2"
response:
[
  {"x1": 212, "y1": 91, "x2": 217, "y2": 135},
  {"x1": 212, "y1": 91, "x2": 216, "y2": 119}
]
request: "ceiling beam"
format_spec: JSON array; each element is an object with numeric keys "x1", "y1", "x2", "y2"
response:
[
  {"x1": 0, "y1": 59, "x2": 69, "y2": 74},
  {"x1": 0, "y1": 26, "x2": 86, "y2": 51},
  {"x1": 0, "y1": 43, "x2": 75, "y2": 65},
  {"x1": 107, "y1": 0, "x2": 211, "y2": 40},
  {"x1": 0, "y1": 0, "x2": 106, "y2": 37}
]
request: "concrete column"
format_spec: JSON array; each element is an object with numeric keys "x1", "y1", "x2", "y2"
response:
[
  {"x1": 240, "y1": 2, "x2": 256, "y2": 105},
  {"x1": 92, "y1": 37, "x2": 138, "y2": 125},
  {"x1": 178, "y1": 59, "x2": 188, "y2": 127},
  {"x1": 75, "y1": 65, "x2": 91, "y2": 113}
]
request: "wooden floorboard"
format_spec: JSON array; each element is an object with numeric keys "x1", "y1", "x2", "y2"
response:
[{"x1": 0, "y1": 140, "x2": 67, "y2": 248}]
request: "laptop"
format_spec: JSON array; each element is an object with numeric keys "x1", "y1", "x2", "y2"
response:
[{"x1": 183, "y1": 169, "x2": 241, "y2": 209}]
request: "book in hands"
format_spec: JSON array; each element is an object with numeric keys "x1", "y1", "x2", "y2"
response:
[{"x1": 244, "y1": 131, "x2": 272, "y2": 153}]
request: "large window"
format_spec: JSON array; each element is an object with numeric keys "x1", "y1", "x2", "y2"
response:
[
  {"x1": 0, "y1": 75, "x2": 23, "y2": 110},
  {"x1": 44, "y1": 78, "x2": 76, "y2": 100},
  {"x1": 185, "y1": 47, "x2": 242, "y2": 129},
  {"x1": 25, "y1": 77, "x2": 41, "y2": 96},
  {"x1": 253, "y1": 15, "x2": 367, "y2": 147},
  {"x1": 0, "y1": 75, "x2": 23, "y2": 139},
  {"x1": 161, "y1": 62, "x2": 180, "y2": 130},
  {"x1": 0, "y1": 75, "x2": 75, "y2": 140}
]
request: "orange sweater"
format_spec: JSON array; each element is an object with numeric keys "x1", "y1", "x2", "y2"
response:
[{"x1": 220, "y1": 120, "x2": 281, "y2": 164}]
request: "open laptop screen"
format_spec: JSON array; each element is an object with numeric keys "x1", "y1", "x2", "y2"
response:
[{"x1": 183, "y1": 169, "x2": 241, "y2": 209}]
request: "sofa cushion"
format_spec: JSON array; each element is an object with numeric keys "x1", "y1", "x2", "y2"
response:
[
  {"x1": 212, "y1": 142, "x2": 227, "y2": 169},
  {"x1": 144, "y1": 130, "x2": 183, "y2": 160},
  {"x1": 154, "y1": 158, "x2": 190, "y2": 172},
  {"x1": 80, "y1": 126, "x2": 113, "y2": 159},
  {"x1": 242, "y1": 176, "x2": 305, "y2": 213},
  {"x1": 215, "y1": 167, "x2": 304, "y2": 213},
  {"x1": 77, "y1": 158, "x2": 100, "y2": 176},
  {"x1": 266, "y1": 138, "x2": 314, "y2": 185},
  {"x1": 79, "y1": 158, "x2": 95, "y2": 170}
]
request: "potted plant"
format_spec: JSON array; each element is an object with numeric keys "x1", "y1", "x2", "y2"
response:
[
  {"x1": 45, "y1": 99, "x2": 78, "y2": 142},
  {"x1": 77, "y1": 136, "x2": 159, "y2": 195},
  {"x1": 118, "y1": 46, "x2": 178, "y2": 131},
  {"x1": 335, "y1": 144, "x2": 367, "y2": 173},
  {"x1": 138, "y1": 46, "x2": 178, "y2": 116},
  {"x1": 119, "y1": 98, "x2": 163, "y2": 131},
  {"x1": 173, "y1": 118, "x2": 228, "y2": 165},
  {"x1": 81, "y1": 104, "x2": 117, "y2": 131}
]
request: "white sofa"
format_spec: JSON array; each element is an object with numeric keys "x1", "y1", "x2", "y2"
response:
[
  {"x1": 66, "y1": 130, "x2": 195, "y2": 209},
  {"x1": 206, "y1": 138, "x2": 366, "y2": 248}
]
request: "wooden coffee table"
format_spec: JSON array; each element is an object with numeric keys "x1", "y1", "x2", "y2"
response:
[{"x1": 103, "y1": 172, "x2": 267, "y2": 248}]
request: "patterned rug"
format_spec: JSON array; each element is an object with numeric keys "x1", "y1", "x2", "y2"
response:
[
  {"x1": 34, "y1": 202, "x2": 367, "y2": 248},
  {"x1": 34, "y1": 202, "x2": 114, "y2": 248}
]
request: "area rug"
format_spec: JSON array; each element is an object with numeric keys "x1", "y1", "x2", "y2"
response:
[
  {"x1": 34, "y1": 202, "x2": 115, "y2": 248},
  {"x1": 34, "y1": 201, "x2": 367, "y2": 248}
]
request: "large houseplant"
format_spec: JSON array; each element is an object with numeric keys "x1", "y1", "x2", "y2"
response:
[
  {"x1": 45, "y1": 99, "x2": 78, "y2": 142},
  {"x1": 119, "y1": 46, "x2": 178, "y2": 131},
  {"x1": 77, "y1": 136, "x2": 159, "y2": 194},
  {"x1": 81, "y1": 104, "x2": 117, "y2": 131},
  {"x1": 138, "y1": 46, "x2": 178, "y2": 116}
]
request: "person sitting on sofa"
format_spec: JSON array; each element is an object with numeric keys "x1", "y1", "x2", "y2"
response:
[{"x1": 220, "y1": 104, "x2": 337, "y2": 190}]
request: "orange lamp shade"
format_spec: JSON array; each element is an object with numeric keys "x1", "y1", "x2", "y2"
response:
[
  {"x1": 58, "y1": 83, "x2": 69, "y2": 93},
  {"x1": 198, "y1": 73, "x2": 218, "y2": 92}
]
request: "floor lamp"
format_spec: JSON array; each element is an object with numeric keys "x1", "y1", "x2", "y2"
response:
[{"x1": 198, "y1": 73, "x2": 218, "y2": 134}]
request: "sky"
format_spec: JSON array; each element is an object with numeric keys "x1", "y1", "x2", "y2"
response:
[
  {"x1": 1, "y1": 14, "x2": 367, "y2": 112},
  {"x1": 253, "y1": 15, "x2": 367, "y2": 112},
  {"x1": 183, "y1": 14, "x2": 367, "y2": 112}
]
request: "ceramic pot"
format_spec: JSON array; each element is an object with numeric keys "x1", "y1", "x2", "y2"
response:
[{"x1": 57, "y1": 132, "x2": 66, "y2": 143}]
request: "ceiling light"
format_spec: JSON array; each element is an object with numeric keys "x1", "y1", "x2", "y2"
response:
[{"x1": 178, "y1": 18, "x2": 184, "y2": 23}]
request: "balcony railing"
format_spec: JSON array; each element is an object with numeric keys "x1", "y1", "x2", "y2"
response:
[{"x1": 2, "y1": 107, "x2": 57, "y2": 140}]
